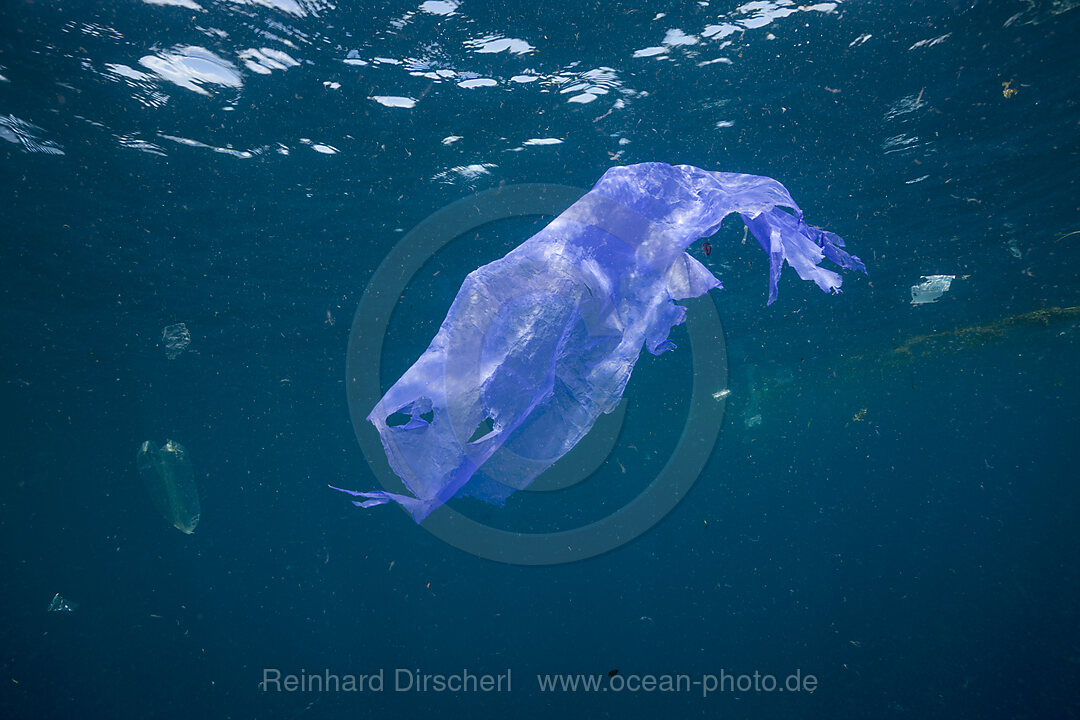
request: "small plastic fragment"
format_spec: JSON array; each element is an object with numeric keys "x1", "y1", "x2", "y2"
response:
[
  {"x1": 337, "y1": 162, "x2": 866, "y2": 522},
  {"x1": 47, "y1": 593, "x2": 77, "y2": 613},
  {"x1": 137, "y1": 440, "x2": 201, "y2": 534},
  {"x1": 162, "y1": 323, "x2": 191, "y2": 359},
  {"x1": 910, "y1": 275, "x2": 955, "y2": 305}
]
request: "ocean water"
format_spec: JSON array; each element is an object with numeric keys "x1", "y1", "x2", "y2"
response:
[{"x1": 1, "y1": 0, "x2": 1079, "y2": 718}]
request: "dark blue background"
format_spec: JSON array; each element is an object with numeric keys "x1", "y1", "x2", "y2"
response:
[{"x1": 1, "y1": 0, "x2": 1078, "y2": 717}]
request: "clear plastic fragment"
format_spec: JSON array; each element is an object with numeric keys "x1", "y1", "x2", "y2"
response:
[
  {"x1": 911, "y1": 274, "x2": 955, "y2": 305},
  {"x1": 162, "y1": 323, "x2": 191, "y2": 359}
]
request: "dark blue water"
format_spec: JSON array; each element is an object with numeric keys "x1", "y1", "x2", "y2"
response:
[{"x1": 2, "y1": 0, "x2": 1079, "y2": 718}]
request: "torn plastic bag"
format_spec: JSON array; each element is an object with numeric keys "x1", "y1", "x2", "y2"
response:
[{"x1": 334, "y1": 163, "x2": 866, "y2": 522}]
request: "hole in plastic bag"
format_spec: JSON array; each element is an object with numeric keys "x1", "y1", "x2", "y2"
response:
[
  {"x1": 386, "y1": 398, "x2": 434, "y2": 428},
  {"x1": 467, "y1": 417, "x2": 497, "y2": 444}
]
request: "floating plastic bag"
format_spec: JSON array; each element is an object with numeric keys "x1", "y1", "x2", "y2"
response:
[
  {"x1": 335, "y1": 162, "x2": 866, "y2": 522},
  {"x1": 910, "y1": 274, "x2": 955, "y2": 305}
]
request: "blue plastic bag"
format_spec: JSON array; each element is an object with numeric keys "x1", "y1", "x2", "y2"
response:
[{"x1": 335, "y1": 163, "x2": 865, "y2": 521}]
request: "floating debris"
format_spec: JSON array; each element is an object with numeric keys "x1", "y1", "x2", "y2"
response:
[
  {"x1": 1006, "y1": 237, "x2": 1022, "y2": 258},
  {"x1": 162, "y1": 322, "x2": 191, "y2": 359},
  {"x1": 47, "y1": 593, "x2": 77, "y2": 613},
  {"x1": 137, "y1": 440, "x2": 201, "y2": 534},
  {"x1": 910, "y1": 275, "x2": 955, "y2": 305},
  {"x1": 890, "y1": 307, "x2": 1080, "y2": 358}
]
